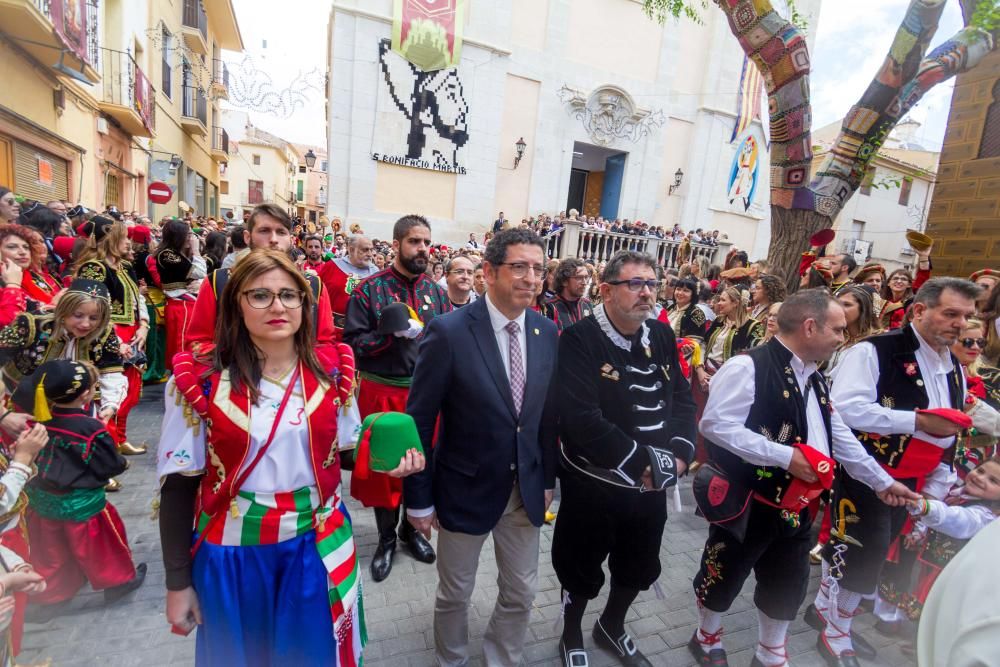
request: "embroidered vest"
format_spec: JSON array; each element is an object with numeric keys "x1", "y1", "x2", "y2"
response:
[
  {"x1": 709, "y1": 338, "x2": 833, "y2": 507},
  {"x1": 856, "y1": 327, "x2": 963, "y2": 470},
  {"x1": 172, "y1": 345, "x2": 355, "y2": 518}
]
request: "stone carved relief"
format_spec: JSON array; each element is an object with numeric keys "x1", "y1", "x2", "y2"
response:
[{"x1": 558, "y1": 85, "x2": 665, "y2": 146}]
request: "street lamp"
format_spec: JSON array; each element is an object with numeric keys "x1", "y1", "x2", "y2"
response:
[
  {"x1": 304, "y1": 149, "x2": 317, "y2": 169},
  {"x1": 669, "y1": 168, "x2": 684, "y2": 195},
  {"x1": 513, "y1": 137, "x2": 527, "y2": 169}
]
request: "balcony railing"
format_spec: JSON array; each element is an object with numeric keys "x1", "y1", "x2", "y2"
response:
[
  {"x1": 552, "y1": 222, "x2": 728, "y2": 268},
  {"x1": 99, "y1": 48, "x2": 156, "y2": 135},
  {"x1": 181, "y1": 0, "x2": 207, "y2": 41},
  {"x1": 181, "y1": 84, "x2": 207, "y2": 125},
  {"x1": 212, "y1": 59, "x2": 229, "y2": 88},
  {"x1": 29, "y1": 0, "x2": 101, "y2": 80},
  {"x1": 212, "y1": 126, "x2": 229, "y2": 155}
]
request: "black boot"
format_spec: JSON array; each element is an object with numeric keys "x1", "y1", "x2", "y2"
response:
[
  {"x1": 399, "y1": 515, "x2": 436, "y2": 564},
  {"x1": 370, "y1": 507, "x2": 397, "y2": 582},
  {"x1": 104, "y1": 562, "x2": 147, "y2": 604}
]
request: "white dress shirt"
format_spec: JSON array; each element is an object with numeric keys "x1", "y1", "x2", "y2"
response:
[
  {"x1": 157, "y1": 375, "x2": 316, "y2": 492},
  {"x1": 700, "y1": 338, "x2": 894, "y2": 492},
  {"x1": 408, "y1": 295, "x2": 528, "y2": 520},
  {"x1": 831, "y1": 325, "x2": 963, "y2": 497},
  {"x1": 484, "y1": 292, "x2": 526, "y2": 383}
]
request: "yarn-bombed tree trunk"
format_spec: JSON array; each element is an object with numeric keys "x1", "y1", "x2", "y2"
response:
[{"x1": 644, "y1": 0, "x2": 997, "y2": 290}]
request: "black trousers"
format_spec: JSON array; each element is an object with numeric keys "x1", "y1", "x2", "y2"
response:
[
  {"x1": 822, "y1": 471, "x2": 918, "y2": 594},
  {"x1": 693, "y1": 501, "x2": 811, "y2": 621},
  {"x1": 552, "y1": 472, "x2": 667, "y2": 599}
]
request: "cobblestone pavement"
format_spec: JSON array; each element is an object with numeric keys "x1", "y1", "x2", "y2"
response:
[{"x1": 20, "y1": 384, "x2": 917, "y2": 666}]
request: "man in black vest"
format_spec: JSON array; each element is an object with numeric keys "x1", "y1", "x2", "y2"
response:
[
  {"x1": 813, "y1": 277, "x2": 979, "y2": 666},
  {"x1": 689, "y1": 290, "x2": 916, "y2": 667},
  {"x1": 553, "y1": 251, "x2": 696, "y2": 667}
]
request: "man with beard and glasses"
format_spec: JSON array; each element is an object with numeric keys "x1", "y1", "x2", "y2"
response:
[
  {"x1": 319, "y1": 234, "x2": 378, "y2": 338},
  {"x1": 553, "y1": 251, "x2": 696, "y2": 667},
  {"x1": 184, "y1": 204, "x2": 336, "y2": 357},
  {"x1": 343, "y1": 214, "x2": 451, "y2": 582}
]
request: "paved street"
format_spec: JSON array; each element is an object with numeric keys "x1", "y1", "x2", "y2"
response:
[{"x1": 19, "y1": 384, "x2": 917, "y2": 667}]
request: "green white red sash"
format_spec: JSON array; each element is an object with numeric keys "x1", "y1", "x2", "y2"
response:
[{"x1": 196, "y1": 484, "x2": 367, "y2": 665}]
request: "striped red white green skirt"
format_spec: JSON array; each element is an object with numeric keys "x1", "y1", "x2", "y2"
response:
[{"x1": 194, "y1": 485, "x2": 367, "y2": 666}]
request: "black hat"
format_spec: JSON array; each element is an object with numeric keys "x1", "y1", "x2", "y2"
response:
[
  {"x1": 12, "y1": 360, "x2": 95, "y2": 421},
  {"x1": 66, "y1": 278, "x2": 110, "y2": 303},
  {"x1": 66, "y1": 204, "x2": 86, "y2": 219},
  {"x1": 105, "y1": 206, "x2": 122, "y2": 221},
  {"x1": 377, "y1": 302, "x2": 412, "y2": 335},
  {"x1": 77, "y1": 215, "x2": 115, "y2": 241}
]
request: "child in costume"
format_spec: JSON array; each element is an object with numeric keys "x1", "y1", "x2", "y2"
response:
[
  {"x1": 12, "y1": 360, "x2": 146, "y2": 610},
  {"x1": 897, "y1": 456, "x2": 1000, "y2": 621}
]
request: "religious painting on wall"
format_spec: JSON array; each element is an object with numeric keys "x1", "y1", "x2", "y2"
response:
[
  {"x1": 371, "y1": 39, "x2": 470, "y2": 175},
  {"x1": 727, "y1": 130, "x2": 761, "y2": 213}
]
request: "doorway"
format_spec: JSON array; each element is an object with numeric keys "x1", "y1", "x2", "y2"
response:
[{"x1": 566, "y1": 141, "x2": 627, "y2": 219}]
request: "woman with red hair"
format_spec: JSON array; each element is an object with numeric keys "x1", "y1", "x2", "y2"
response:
[{"x1": 0, "y1": 223, "x2": 60, "y2": 308}]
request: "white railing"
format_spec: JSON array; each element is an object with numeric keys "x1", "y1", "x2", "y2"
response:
[{"x1": 554, "y1": 221, "x2": 727, "y2": 268}]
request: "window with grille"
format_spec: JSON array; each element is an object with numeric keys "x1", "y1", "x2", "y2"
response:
[
  {"x1": 898, "y1": 177, "x2": 912, "y2": 206},
  {"x1": 979, "y1": 80, "x2": 1000, "y2": 159},
  {"x1": 161, "y1": 28, "x2": 172, "y2": 99},
  {"x1": 248, "y1": 180, "x2": 263, "y2": 204},
  {"x1": 105, "y1": 172, "x2": 121, "y2": 209}
]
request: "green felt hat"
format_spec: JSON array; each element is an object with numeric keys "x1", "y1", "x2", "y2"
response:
[{"x1": 356, "y1": 412, "x2": 423, "y2": 472}]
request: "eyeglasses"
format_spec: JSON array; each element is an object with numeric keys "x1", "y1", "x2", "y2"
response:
[
  {"x1": 606, "y1": 278, "x2": 662, "y2": 292},
  {"x1": 569, "y1": 273, "x2": 590, "y2": 281},
  {"x1": 448, "y1": 269, "x2": 474, "y2": 276},
  {"x1": 0, "y1": 198, "x2": 14, "y2": 206},
  {"x1": 242, "y1": 288, "x2": 305, "y2": 309},
  {"x1": 499, "y1": 262, "x2": 548, "y2": 279},
  {"x1": 889, "y1": 276, "x2": 911, "y2": 283},
  {"x1": 959, "y1": 337, "x2": 987, "y2": 349}
]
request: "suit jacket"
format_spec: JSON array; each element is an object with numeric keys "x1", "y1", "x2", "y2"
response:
[{"x1": 405, "y1": 297, "x2": 559, "y2": 534}]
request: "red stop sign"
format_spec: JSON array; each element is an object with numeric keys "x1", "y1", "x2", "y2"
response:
[{"x1": 148, "y1": 181, "x2": 173, "y2": 204}]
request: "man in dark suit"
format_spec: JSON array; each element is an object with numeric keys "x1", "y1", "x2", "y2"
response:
[
  {"x1": 406, "y1": 228, "x2": 558, "y2": 666},
  {"x1": 491, "y1": 211, "x2": 506, "y2": 233}
]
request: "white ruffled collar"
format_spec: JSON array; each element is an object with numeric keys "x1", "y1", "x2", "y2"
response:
[{"x1": 594, "y1": 303, "x2": 650, "y2": 353}]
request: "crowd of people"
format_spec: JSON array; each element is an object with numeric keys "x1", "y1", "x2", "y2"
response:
[{"x1": 0, "y1": 185, "x2": 997, "y2": 666}]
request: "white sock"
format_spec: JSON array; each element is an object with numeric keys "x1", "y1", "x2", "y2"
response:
[
  {"x1": 755, "y1": 609, "x2": 789, "y2": 666},
  {"x1": 874, "y1": 593, "x2": 900, "y2": 622},
  {"x1": 823, "y1": 589, "x2": 862, "y2": 655},
  {"x1": 814, "y1": 562, "x2": 831, "y2": 614},
  {"x1": 695, "y1": 602, "x2": 724, "y2": 650}
]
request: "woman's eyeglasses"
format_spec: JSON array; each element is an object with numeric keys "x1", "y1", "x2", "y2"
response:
[
  {"x1": 242, "y1": 288, "x2": 305, "y2": 309},
  {"x1": 959, "y1": 337, "x2": 987, "y2": 349}
]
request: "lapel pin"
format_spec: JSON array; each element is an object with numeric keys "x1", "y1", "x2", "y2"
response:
[{"x1": 533, "y1": 328, "x2": 539, "y2": 335}]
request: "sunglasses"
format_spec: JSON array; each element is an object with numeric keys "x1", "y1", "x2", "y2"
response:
[{"x1": 959, "y1": 338, "x2": 987, "y2": 349}]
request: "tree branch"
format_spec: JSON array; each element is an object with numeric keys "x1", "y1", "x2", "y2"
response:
[
  {"x1": 809, "y1": 5, "x2": 994, "y2": 221},
  {"x1": 712, "y1": 0, "x2": 813, "y2": 210}
]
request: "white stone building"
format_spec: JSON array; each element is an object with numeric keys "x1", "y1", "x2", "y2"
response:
[{"x1": 325, "y1": 0, "x2": 822, "y2": 250}]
